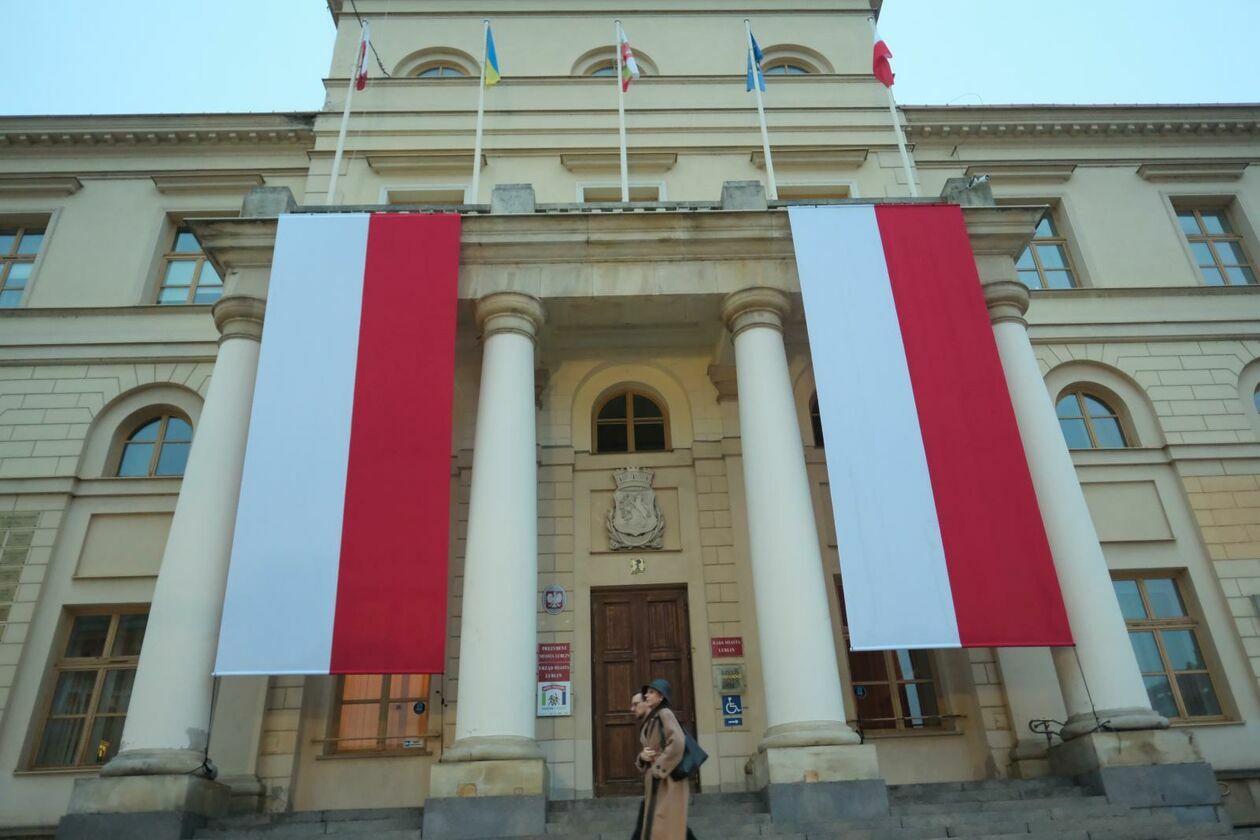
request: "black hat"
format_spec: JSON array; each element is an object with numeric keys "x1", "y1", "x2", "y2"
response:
[{"x1": 642, "y1": 678, "x2": 673, "y2": 706}]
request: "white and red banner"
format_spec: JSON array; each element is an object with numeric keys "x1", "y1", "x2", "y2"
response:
[
  {"x1": 872, "y1": 26, "x2": 894, "y2": 88},
  {"x1": 791, "y1": 204, "x2": 1072, "y2": 651},
  {"x1": 215, "y1": 213, "x2": 459, "y2": 676},
  {"x1": 354, "y1": 23, "x2": 371, "y2": 91}
]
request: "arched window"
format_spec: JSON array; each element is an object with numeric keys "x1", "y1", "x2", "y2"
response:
[
  {"x1": 588, "y1": 63, "x2": 617, "y2": 77},
  {"x1": 414, "y1": 64, "x2": 467, "y2": 78},
  {"x1": 763, "y1": 62, "x2": 810, "y2": 75},
  {"x1": 809, "y1": 392, "x2": 824, "y2": 447},
  {"x1": 117, "y1": 415, "x2": 193, "y2": 477},
  {"x1": 1056, "y1": 390, "x2": 1128, "y2": 449},
  {"x1": 594, "y1": 390, "x2": 667, "y2": 453},
  {"x1": 1254, "y1": 385, "x2": 1259, "y2": 413}
]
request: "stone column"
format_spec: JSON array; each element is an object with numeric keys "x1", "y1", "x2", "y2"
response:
[
  {"x1": 721, "y1": 287, "x2": 885, "y2": 822},
  {"x1": 61, "y1": 296, "x2": 265, "y2": 839},
  {"x1": 966, "y1": 206, "x2": 1216, "y2": 807},
  {"x1": 425, "y1": 292, "x2": 547, "y2": 840}
]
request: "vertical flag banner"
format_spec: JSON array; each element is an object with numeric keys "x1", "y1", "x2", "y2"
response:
[
  {"x1": 872, "y1": 24, "x2": 894, "y2": 88},
  {"x1": 790, "y1": 204, "x2": 1072, "y2": 651},
  {"x1": 484, "y1": 25, "x2": 502, "y2": 87},
  {"x1": 746, "y1": 30, "x2": 765, "y2": 92},
  {"x1": 215, "y1": 213, "x2": 460, "y2": 676},
  {"x1": 354, "y1": 21, "x2": 371, "y2": 91},
  {"x1": 619, "y1": 25, "x2": 640, "y2": 92}
]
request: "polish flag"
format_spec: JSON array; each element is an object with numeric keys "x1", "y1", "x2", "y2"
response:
[
  {"x1": 619, "y1": 27, "x2": 641, "y2": 93},
  {"x1": 872, "y1": 26, "x2": 894, "y2": 88},
  {"x1": 354, "y1": 23, "x2": 371, "y2": 91},
  {"x1": 215, "y1": 214, "x2": 459, "y2": 676},
  {"x1": 791, "y1": 205, "x2": 1072, "y2": 651}
]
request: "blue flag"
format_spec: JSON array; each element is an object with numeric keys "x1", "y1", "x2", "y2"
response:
[{"x1": 746, "y1": 31, "x2": 765, "y2": 92}]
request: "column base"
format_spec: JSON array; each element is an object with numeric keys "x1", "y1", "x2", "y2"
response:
[
  {"x1": 57, "y1": 774, "x2": 229, "y2": 840},
  {"x1": 424, "y1": 756, "x2": 548, "y2": 839},
  {"x1": 1049, "y1": 728, "x2": 1221, "y2": 813},
  {"x1": 1060, "y1": 706, "x2": 1168, "y2": 740},
  {"x1": 747, "y1": 743, "x2": 887, "y2": 822}
]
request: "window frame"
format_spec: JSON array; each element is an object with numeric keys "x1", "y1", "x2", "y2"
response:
[
  {"x1": 155, "y1": 224, "x2": 223, "y2": 306},
  {"x1": 1175, "y1": 204, "x2": 1257, "y2": 287},
  {"x1": 592, "y1": 388, "x2": 671, "y2": 454},
  {"x1": 325, "y1": 674, "x2": 433, "y2": 756},
  {"x1": 834, "y1": 577, "x2": 949, "y2": 735},
  {"x1": 761, "y1": 61, "x2": 811, "y2": 75},
  {"x1": 577, "y1": 181, "x2": 666, "y2": 203},
  {"x1": 28, "y1": 607, "x2": 148, "y2": 771},
  {"x1": 113, "y1": 413, "x2": 193, "y2": 478},
  {"x1": 1113, "y1": 573, "x2": 1228, "y2": 724},
  {"x1": 413, "y1": 63, "x2": 469, "y2": 79},
  {"x1": 0, "y1": 223, "x2": 48, "y2": 308},
  {"x1": 1056, "y1": 388, "x2": 1131, "y2": 450},
  {"x1": 1016, "y1": 210, "x2": 1080, "y2": 290}
]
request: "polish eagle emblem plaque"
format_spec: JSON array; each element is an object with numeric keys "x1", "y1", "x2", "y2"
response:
[{"x1": 607, "y1": 467, "x2": 665, "y2": 550}]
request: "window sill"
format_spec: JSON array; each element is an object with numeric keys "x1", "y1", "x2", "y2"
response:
[
  {"x1": 14, "y1": 766, "x2": 101, "y2": 777},
  {"x1": 1170, "y1": 717, "x2": 1242, "y2": 728},
  {"x1": 315, "y1": 749, "x2": 434, "y2": 761}
]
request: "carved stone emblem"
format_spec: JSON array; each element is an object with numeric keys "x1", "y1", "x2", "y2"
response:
[{"x1": 607, "y1": 467, "x2": 665, "y2": 550}]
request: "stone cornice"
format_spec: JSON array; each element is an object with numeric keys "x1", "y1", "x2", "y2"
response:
[
  {"x1": 1137, "y1": 161, "x2": 1249, "y2": 182},
  {"x1": 904, "y1": 104, "x2": 1260, "y2": 141},
  {"x1": 560, "y1": 152, "x2": 678, "y2": 174},
  {"x1": 151, "y1": 172, "x2": 266, "y2": 194},
  {"x1": 185, "y1": 217, "x2": 279, "y2": 274},
  {"x1": 964, "y1": 163, "x2": 1076, "y2": 184},
  {"x1": 0, "y1": 175, "x2": 82, "y2": 196},
  {"x1": 751, "y1": 148, "x2": 867, "y2": 170},
  {"x1": 0, "y1": 113, "x2": 315, "y2": 150}
]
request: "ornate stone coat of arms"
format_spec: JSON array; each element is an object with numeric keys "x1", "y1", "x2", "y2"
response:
[{"x1": 607, "y1": 467, "x2": 665, "y2": 550}]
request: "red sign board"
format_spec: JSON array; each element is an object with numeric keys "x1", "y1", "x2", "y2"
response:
[
  {"x1": 538, "y1": 643, "x2": 571, "y2": 681},
  {"x1": 711, "y1": 637, "x2": 743, "y2": 658}
]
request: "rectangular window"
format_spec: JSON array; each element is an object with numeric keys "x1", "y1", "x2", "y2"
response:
[
  {"x1": 580, "y1": 184, "x2": 662, "y2": 203},
  {"x1": 777, "y1": 184, "x2": 853, "y2": 201},
  {"x1": 1113, "y1": 574, "x2": 1225, "y2": 722},
  {"x1": 0, "y1": 512, "x2": 39, "y2": 634},
  {"x1": 31, "y1": 609, "x2": 148, "y2": 769},
  {"x1": 1016, "y1": 212, "x2": 1078, "y2": 290},
  {"x1": 328, "y1": 674, "x2": 431, "y2": 754},
  {"x1": 1176, "y1": 205, "x2": 1257, "y2": 286},
  {"x1": 836, "y1": 579, "x2": 945, "y2": 732},
  {"x1": 156, "y1": 225, "x2": 223, "y2": 305},
  {"x1": 0, "y1": 225, "x2": 46, "y2": 307}
]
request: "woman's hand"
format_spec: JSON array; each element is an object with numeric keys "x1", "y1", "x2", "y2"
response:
[{"x1": 638, "y1": 747, "x2": 657, "y2": 764}]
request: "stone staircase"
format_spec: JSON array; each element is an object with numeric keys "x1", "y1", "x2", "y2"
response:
[{"x1": 191, "y1": 776, "x2": 1260, "y2": 839}]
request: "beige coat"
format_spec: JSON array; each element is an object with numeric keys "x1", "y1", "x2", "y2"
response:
[{"x1": 637, "y1": 706, "x2": 688, "y2": 840}]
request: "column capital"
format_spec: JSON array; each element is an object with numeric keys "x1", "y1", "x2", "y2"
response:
[
  {"x1": 212, "y1": 295, "x2": 266, "y2": 343},
  {"x1": 722, "y1": 286, "x2": 791, "y2": 338},
  {"x1": 474, "y1": 291, "x2": 545, "y2": 341},
  {"x1": 982, "y1": 279, "x2": 1031, "y2": 327}
]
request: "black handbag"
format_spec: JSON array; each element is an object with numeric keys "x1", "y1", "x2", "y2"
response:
[{"x1": 656, "y1": 713, "x2": 709, "y2": 780}]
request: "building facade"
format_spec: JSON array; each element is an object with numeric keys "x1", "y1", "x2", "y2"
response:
[{"x1": 1, "y1": 0, "x2": 1259, "y2": 836}]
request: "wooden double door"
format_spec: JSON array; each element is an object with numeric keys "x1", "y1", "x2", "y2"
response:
[{"x1": 591, "y1": 586, "x2": 696, "y2": 797}]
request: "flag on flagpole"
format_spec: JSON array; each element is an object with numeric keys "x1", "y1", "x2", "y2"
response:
[
  {"x1": 216, "y1": 213, "x2": 460, "y2": 676},
  {"x1": 872, "y1": 25, "x2": 895, "y2": 88},
  {"x1": 618, "y1": 26, "x2": 640, "y2": 92},
  {"x1": 484, "y1": 25, "x2": 502, "y2": 87},
  {"x1": 746, "y1": 30, "x2": 765, "y2": 92},
  {"x1": 354, "y1": 22, "x2": 371, "y2": 91}
]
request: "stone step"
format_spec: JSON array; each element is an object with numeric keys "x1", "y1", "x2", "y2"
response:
[
  {"x1": 889, "y1": 777, "x2": 1078, "y2": 796},
  {"x1": 892, "y1": 793, "x2": 1111, "y2": 816},
  {"x1": 889, "y1": 785, "x2": 1087, "y2": 804}
]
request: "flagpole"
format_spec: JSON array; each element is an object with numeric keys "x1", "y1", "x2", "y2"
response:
[
  {"x1": 869, "y1": 17, "x2": 918, "y2": 198},
  {"x1": 326, "y1": 21, "x2": 364, "y2": 206},
  {"x1": 615, "y1": 20, "x2": 630, "y2": 203},
  {"x1": 471, "y1": 19, "x2": 490, "y2": 203},
  {"x1": 745, "y1": 19, "x2": 777, "y2": 200}
]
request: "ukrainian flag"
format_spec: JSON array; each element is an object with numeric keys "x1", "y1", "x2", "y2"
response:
[{"x1": 484, "y1": 25, "x2": 501, "y2": 87}]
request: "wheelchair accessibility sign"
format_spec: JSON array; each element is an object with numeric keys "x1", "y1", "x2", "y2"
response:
[{"x1": 722, "y1": 694, "x2": 743, "y2": 727}]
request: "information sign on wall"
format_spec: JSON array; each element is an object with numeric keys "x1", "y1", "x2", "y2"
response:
[
  {"x1": 537, "y1": 643, "x2": 571, "y2": 681},
  {"x1": 711, "y1": 636, "x2": 743, "y2": 658}
]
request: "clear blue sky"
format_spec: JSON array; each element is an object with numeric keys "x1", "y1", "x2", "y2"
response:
[{"x1": 2, "y1": 0, "x2": 1257, "y2": 116}]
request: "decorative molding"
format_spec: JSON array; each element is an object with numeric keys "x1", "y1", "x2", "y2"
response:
[
  {"x1": 367, "y1": 153, "x2": 485, "y2": 176},
  {"x1": 151, "y1": 173, "x2": 265, "y2": 195},
  {"x1": 0, "y1": 175, "x2": 82, "y2": 196},
  {"x1": 560, "y1": 152, "x2": 678, "y2": 174},
  {"x1": 1137, "y1": 161, "x2": 1249, "y2": 182},
  {"x1": 965, "y1": 163, "x2": 1076, "y2": 184},
  {"x1": 751, "y1": 148, "x2": 867, "y2": 170},
  {"x1": 0, "y1": 115, "x2": 314, "y2": 150},
  {"x1": 905, "y1": 109, "x2": 1260, "y2": 141}
]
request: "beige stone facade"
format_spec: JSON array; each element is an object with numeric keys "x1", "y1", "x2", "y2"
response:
[{"x1": 1, "y1": 0, "x2": 1259, "y2": 832}]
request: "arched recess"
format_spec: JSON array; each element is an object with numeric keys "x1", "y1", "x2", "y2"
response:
[
  {"x1": 759, "y1": 44, "x2": 834, "y2": 75},
  {"x1": 1043, "y1": 361, "x2": 1165, "y2": 449},
  {"x1": 570, "y1": 46, "x2": 660, "y2": 78},
  {"x1": 570, "y1": 363, "x2": 692, "y2": 453},
  {"x1": 790, "y1": 360, "x2": 819, "y2": 448},
  {"x1": 1239, "y1": 358, "x2": 1260, "y2": 441},
  {"x1": 393, "y1": 47, "x2": 479, "y2": 78},
  {"x1": 77, "y1": 384, "x2": 204, "y2": 479}
]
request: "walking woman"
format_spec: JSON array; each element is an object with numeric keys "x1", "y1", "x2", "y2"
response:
[{"x1": 636, "y1": 679, "x2": 688, "y2": 840}]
